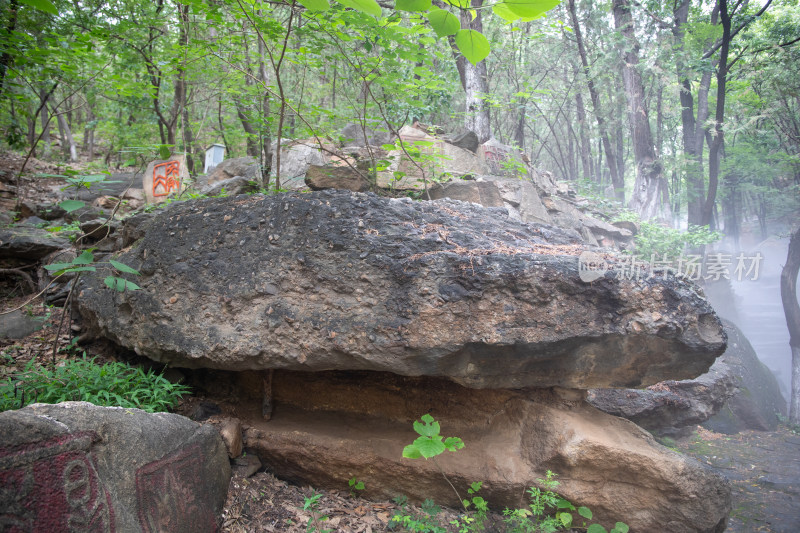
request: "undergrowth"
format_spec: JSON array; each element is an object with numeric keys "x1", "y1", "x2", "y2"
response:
[{"x1": 0, "y1": 354, "x2": 190, "y2": 413}]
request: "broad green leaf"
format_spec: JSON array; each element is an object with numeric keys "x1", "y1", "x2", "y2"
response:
[
  {"x1": 158, "y1": 145, "x2": 171, "y2": 160},
  {"x1": 558, "y1": 512, "x2": 573, "y2": 528},
  {"x1": 455, "y1": 29, "x2": 490, "y2": 65},
  {"x1": 298, "y1": 0, "x2": 331, "y2": 10},
  {"x1": 440, "y1": 0, "x2": 470, "y2": 7},
  {"x1": 73, "y1": 250, "x2": 95, "y2": 265},
  {"x1": 44, "y1": 262, "x2": 76, "y2": 271},
  {"x1": 109, "y1": 259, "x2": 140, "y2": 275},
  {"x1": 19, "y1": 0, "x2": 58, "y2": 15},
  {"x1": 402, "y1": 444, "x2": 422, "y2": 459},
  {"x1": 503, "y1": 0, "x2": 560, "y2": 19},
  {"x1": 123, "y1": 280, "x2": 142, "y2": 291},
  {"x1": 59, "y1": 199, "x2": 85, "y2": 213},
  {"x1": 48, "y1": 266, "x2": 96, "y2": 275},
  {"x1": 427, "y1": 8, "x2": 460, "y2": 38},
  {"x1": 578, "y1": 506, "x2": 593, "y2": 519},
  {"x1": 611, "y1": 523, "x2": 629, "y2": 533},
  {"x1": 104, "y1": 276, "x2": 124, "y2": 291},
  {"x1": 413, "y1": 140, "x2": 435, "y2": 147},
  {"x1": 443, "y1": 436, "x2": 464, "y2": 451},
  {"x1": 412, "y1": 436, "x2": 446, "y2": 458},
  {"x1": 586, "y1": 525, "x2": 607, "y2": 533},
  {"x1": 493, "y1": 2, "x2": 522, "y2": 22},
  {"x1": 337, "y1": 0, "x2": 382, "y2": 17},
  {"x1": 396, "y1": 0, "x2": 431, "y2": 12}
]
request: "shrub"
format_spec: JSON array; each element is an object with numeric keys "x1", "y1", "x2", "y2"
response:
[{"x1": 0, "y1": 355, "x2": 190, "y2": 413}]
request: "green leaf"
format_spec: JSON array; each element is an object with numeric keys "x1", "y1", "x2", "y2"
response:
[
  {"x1": 337, "y1": 0, "x2": 382, "y2": 16},
  {"x1": 492, "y1": 2, "x2": 521, "y2": 22},
  {"x1": 109, "y1": 259, "x2": 140, "y2": 275},
  {"x1": 611, "y1": 523, "x2": 629, "y2": 533},
  {"x1": 455, "y1": 29, "x2": 490, "y2": 65},
  {"x1": 44, "y1": 262, "x2": 76, "y2": 271},
  {"x1": 396, "y1": 0, "x2": 431, "y2": 11},
  {"x1": 59, "y1": 199, "x2": 85, "y2": 213},
  {"x1": 558, "y1": 512, "x2": 573, "y2": 528},
  {"x1": 19, "y1": 0, "x2": 58, "y2": 15},
  {"x1": 402, "y1": 444, "x2": 422, "y2": 459},
  {"x1": 104, "y1": 276, "x2": 125, "y2": 291},
  {"x1": 427, "y1": 8, "x2": 460, "y2": 38},
  {"x1": 412, "y1": 435, "x2": 446, "y2": 458},
  {"x1": 297, "y1": 0, "x2": 331, "y2": 11},
  {"x1": 578, "y1": 506, "x2": 593, "y2": 519},
  {"x1": 443, "y1": 436, "x2": 464, "y2": 451},
  {"x1": 158, "y1": 145, "x2": 171, "y2": 160},
  {"x1": 587, "y1": 525, "x2": 607, "y2": 533},
  {"x1": 73, "y1": 250, "x2": 95, "y2": 265},
  {"x1": 502, "y1": 0, "x2": 560, "y2": 19}
]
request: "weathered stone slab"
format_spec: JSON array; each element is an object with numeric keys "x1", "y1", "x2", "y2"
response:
[
  {"x1": 77, "y1": 190, "x2": 725, "y2": 389},
  {"x1": 142, "y1": 154, "x2": 189, "y2": 205},
  {"x1": 0, "y1": 226, "x2": 71, "y2": 260},
  {"x1": 239, "y1": 370, "x2": 730, "y2": 533},
  {"x1": 305, "y1": 164, "x2": 371, "y2": 192},
  {"x1": 0, "y1": 402, "x2": 230, "y2": 533}
]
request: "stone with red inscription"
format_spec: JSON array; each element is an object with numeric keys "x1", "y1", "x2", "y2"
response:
[
  {"x1": 142, "y1": 154, "x2": 189, "y2": 205},
  {"x1": 0, "y1": 402, "x2": 230, "y2": 533}
]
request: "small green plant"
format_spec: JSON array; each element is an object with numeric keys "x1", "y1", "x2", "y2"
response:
[
  {"x1": 301, "y1": 492, "x2": 332, "y2": 533},
  {"x1": 0, "y1": 355, "x2": 190, "y2": 413},
  {"x1": 614, "y1": 210, "x2": 722, "y2": 261},
  {"x1": 450, "y1": 481, "x2": 488, "y2": 532},
  {"x1": 348, "y1": 476, "x2": 365, "y2": 498},
  {"x1": 390, "y1": 496, "x2": 447, "y2": 533},
  {"x1": 45, "y1": 249, "x2": 142, "y2": 292}
]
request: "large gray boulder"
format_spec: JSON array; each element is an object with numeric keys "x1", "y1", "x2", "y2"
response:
[
  {"x1": 77, "y1": 190, "x2": 725, "y2": 390},
  {"x1": 703, "y1": 319, "x2": 787, "y2": 433},
  {"x1": 0, "y1": 402, "x2": 230, "y2": 533}
]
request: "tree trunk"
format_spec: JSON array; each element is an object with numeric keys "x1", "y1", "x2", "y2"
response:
[
  {"x1": 613, "y1": 0, "x2": 670, "y2": 221},
  {"x1": 567, "y1": 0, "x2": 623, "y2": 201},
  {"x1": 703, "y1": 0, "x2": 732, "y2": 228},
  {"x1": 54, "y1": 108, "x2": 78, "y2": 162},
  {"x1": 0, "y1": 0, "x2": 18, "y2": 95},
  {"x1": 781, "y1": 226, "x2": 800, "y2": 423},
  {"x1": 174, "y1": 2, "x2": 193, "y2": 172},
  {"x1": 459, "y1": 0, "x2": 490, "y2": 143}
]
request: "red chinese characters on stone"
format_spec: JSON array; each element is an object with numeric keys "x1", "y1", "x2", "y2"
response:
[
  {"x1": 135, "y1": 445, "x2": 217, "y2": 533},
  {"x1": 153, "y1": 161, "x2": 181, "y2": 197},
  {"x1": 0, "y1": 432, "x2": 115, "y2": 532}
]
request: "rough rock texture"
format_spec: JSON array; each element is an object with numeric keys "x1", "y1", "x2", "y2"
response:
[
  {"x1": 0, "y1": 309, "x2": 46, "y2": 339},
  {"x1": 233, "y1": 370, "x2": 730, "y2": 533},
  {"x1": 0, "y1": 226, "x2": 71, "y2": 259},
  {"x1": 0, "y1": 401, "x2": 230, "y2": 533},
  {"x1": 587, "y1": 359, "x2": 738, "y2": 436},
  {"x1": 428, "y1": 177, "x2": 552, "y2": 225},
  {"x1": 340, "y1": 123, "x2": 393, "y2": 148},
  {"x1": 305, "y1": 164, "x2": 371, "y2": 192},
  {"x1": 78, "y1": 190, "x2": 726, "y2": 389},
  {"x1": 703, "y1": 320, "x2": 787, "y2": 433},
  {"x1": 200, "y1": 175, "x2": 255, "y2": 197},
  {"x1": 142, "y1": 154, "x2": 188, "y2": 204},
  {"x1": 444, "y1": 130, "x2": 480, "y2": 153}
]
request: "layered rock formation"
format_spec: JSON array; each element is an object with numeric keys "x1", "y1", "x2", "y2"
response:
[
  {"x1": 76, "y1": 190, "x2": 731, "y2": 531},
  {"x1": 78, "y1": 190, "x2": 724, "y2": 389}
]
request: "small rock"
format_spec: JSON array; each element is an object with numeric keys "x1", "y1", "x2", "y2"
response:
[{"x1": 218, "y1": 418, "x2": 244, "y2": 459}]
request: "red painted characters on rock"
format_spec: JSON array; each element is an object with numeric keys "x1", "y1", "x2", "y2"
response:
[
  {"x1": 0, "y1": 432, "x2": 115, "y2": 532},
  {"x1": 152, "y1": 160, "x2": 181, "y2": 197}
]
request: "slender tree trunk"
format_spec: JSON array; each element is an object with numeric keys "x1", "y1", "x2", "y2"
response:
[
  {"x1": 39, "y1": 87, "x2": 51, "y2": 156},
  {"x1": 53, "y1": 107, "x2": 78, "y2": 162},
  {"x1": 567, "y1": 0, "x2": 623, "y2": 200},
  {"x1": 781, "y1": 226, "x2": 800, "y2": 423},
  {"x1": 703, "y1": 0, "x2": 732, "y2": 228},
  {"x1": 614, "y1": 0, "x2": 670, "y2": 220},
  {"x1": 458, "y1": 0, "x2": 490, "y2": 143},
  {"x1": 0, "y1": 0, "x2": 18, "y2": 95},
  {"x1": 233, "y1": 97, "x2": 259, "y2": 158}
]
